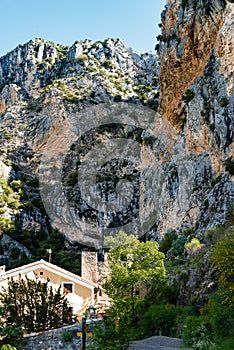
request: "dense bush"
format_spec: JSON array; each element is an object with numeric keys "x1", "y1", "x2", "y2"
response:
[
  {"x1": 0, "y1": 276, "x2": 72, "y2": 333},
  {"x1": 224, "y1": 157, "x2": 234, "y2": 175},
  {"x1": 62, "y1": 329, "x2": 73, "y2": 342},
  {"x1": 185, "y1": 238, "x2": 204, "y2": 257},
  {"x1": 219, "y1": 96, "x2": 229, "y2": 108},
  {"x1": 113, "y1": 94, "x2": 122, "y2": 102},
  {"x1": 211, "y1": 233, "x2": 234, "y2": 306},
  {"x1": 181, "y1": 229, "x2": 234, "y2": 350},
  {"x1": 182, "y1": 89, "x2": 195, "y2": 104},
  {"x1": 186, "y1": 293, "x2": 234, "y2": 350},
  {"x1": 0, "y1": 325, "x2": 23, "y2": 349},
  {"x1": 140, "y1": 303, "x2": 179, "y2": 336},
  {"x1": 169, "y1": 234, "x2": 187, "y2": 257},
  {"x1": 159, "y1": 229, "x2": 177, "y2": 255}
]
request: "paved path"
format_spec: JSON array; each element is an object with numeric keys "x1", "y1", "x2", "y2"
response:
[{"x1": 129, "y1": 335, "x2": 193, "y2": 350}]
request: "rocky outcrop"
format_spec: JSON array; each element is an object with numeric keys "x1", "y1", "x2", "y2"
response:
[
  {"x1": 158, "y1": 0, "x2": 227, "y2": 128},
  {"x1": 0, "y1": 38, "x2": 159, "y2": 110},
  {"x1": 155, "y1": 0, "x2": 234, "y2": 308},
  {"x1": 0, "y1": 84, "x2": 23, "y2": 112},
  {"x1": 0, "y1": 38, "x2": 160, "y2": 264},
  {"x1": 147, "y1": 0, "x2": 234, "y2": 237}
]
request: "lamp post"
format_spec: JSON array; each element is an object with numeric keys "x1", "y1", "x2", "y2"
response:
[
  {"x1": 87, "y1": 305, "x2": 96, "y2": 320},
  {"x1": 81, "y1": 314, "x2": 87, "y2": 350}
]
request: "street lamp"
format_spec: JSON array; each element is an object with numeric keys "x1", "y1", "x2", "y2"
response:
[{"x1": 87, "y1": 305, "x2": 96, "y2": 320}]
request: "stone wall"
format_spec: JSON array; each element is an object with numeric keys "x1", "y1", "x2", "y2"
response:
[
  {"x1": 81, "y1": 251, "x2": 109, "y2": 286},
  {"x1": 20, "y1": 324, "x2": 82, "y2": 350}
]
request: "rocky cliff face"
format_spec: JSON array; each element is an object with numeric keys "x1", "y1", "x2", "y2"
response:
[
  {"x1": 158, "y1": 0, "x2": 227, "y2": 127},
  {"x1": 152, "y1": 0, "x2": 233, "y2": 234},
  {"x1": 0, "y1": 38, "x2": 159, "y2": 110},
  {"x1": 0, "y1": 38, "x2": 160, "y2": 263},
  {"x1": 155, "y1": 0, "x2": 233, "y2": 306},
  {"x1": 0, "y1": 1, "x2": 233, "y2": 285}
]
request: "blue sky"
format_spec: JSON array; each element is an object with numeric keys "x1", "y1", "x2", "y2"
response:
[{"x1": 0, "y1": 0, "x2": 165, "y2": 57}]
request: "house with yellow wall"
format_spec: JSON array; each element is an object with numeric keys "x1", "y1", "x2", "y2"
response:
[{"x1": 0, "y1": 259, "x2": 98, "y2": 317}]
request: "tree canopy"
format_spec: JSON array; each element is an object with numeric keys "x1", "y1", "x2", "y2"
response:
[
  {"x1": 94, "y1": 231, "x2": 166, "y2": 349},
  {"x1": 105, "y1": 231, "x2": 166, "y2": 299},
  {"x1": 211, "y1": 232, "x2": 234, "y2": 306}
]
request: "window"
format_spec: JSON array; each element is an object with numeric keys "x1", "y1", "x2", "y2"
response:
[
  {"x1": 98, "y1": 249, "x2": 105, "y2": 262},
  {"x1": 62, "y1": 283, "x2": 74, "y2": 293},
  {"x1": 40, "y1": 271, "x2": 44, "y2": 276}
]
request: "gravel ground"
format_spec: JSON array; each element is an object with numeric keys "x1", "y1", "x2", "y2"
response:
[{"x1": 129, "y1": 335, "x2": 193, "y2": 350}]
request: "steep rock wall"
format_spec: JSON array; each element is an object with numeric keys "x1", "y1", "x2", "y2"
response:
[
  {"x1": 158, "y1": 0, "x2": 226, "y2": 127},
  {"x1": 0, "y1": 2, "x2": 233, "y2": 258}
]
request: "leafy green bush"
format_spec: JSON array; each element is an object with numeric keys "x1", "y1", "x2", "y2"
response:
[
  {"x1": 182, "y1": 89, "x2": 195, "y2": 104},
  {"x1": 9, "y1": 180, "x2": 22, "y2": 192},
  {"x1": 0, "y1": 345, "x2": 17, "y2": 350},
  {"x1": 182, "y1": 315, "x2": 206, "y2": 346},
  {"x1": 185, "y1": 238, "x2": 204, "y2": 257},
  {"x1": 113, "y1": 95, "x2": 122, "y2": 102},
  {"x1": 3, "y1": 159, "x2": 12, "y2": 167},
  {"x1": 146, "y1": 99, "x2": 158, "y2": 111},
  {"x1": 90, "y1": 316, "x2": 126, "y2": 350},
  {"x1": 141, "y1": 303, "x2": 179, "y2": 337},
  {"x1": 0, "y1": 323, "x2": 23, "y2": 348},
  {"x1": 202, "y1": 293, "x2": 234, "y2": 339},
  {"x1": 211, "y1": 174, "x2": 222, "y2": 188},
  {"x1": 67, "y1": 170, "x2": 78, "y2": 186},
  {"x1": 159, "y1": 229, "x2": 177, "y2": 255},
  {"x1": 27, "y1": 177, "x2": 39, "y2": 188},
  {"x1": 224, "y1": 158, "x2": 234, "y2": 175},
  {"x1": 0, "y1": 217, "x2": 15, "y2": 236},
  {"x1": 219, "y1": 96, "x2": 229, "y2": 108},
  {"x1": 209, "y1": 123, "x2": 215, "y2": 132},
  {"x1": 77, "y1": 54, "x2": 88, "y2": 65},
  {"x1": 211, "y1": 233, "x2": 234, "y2": 306},
  {"x1": 152, "y1": 283, "x2": 180, "y2": 305},
  {"x1": 169, "y1": 234, "x2": 187, "y2": 257},
  {"x1": 103, "y1": 60, "x2": 115, "y2": 70},
  {"x1": 200, "y1": 292, "x2": 234, "y2": 350},
  {"x1": 62, "y1": 329, "x2": 73, "y2": 342},
  {"x1": 31, "y1": 197, "x2": 46, "y2": 214}
]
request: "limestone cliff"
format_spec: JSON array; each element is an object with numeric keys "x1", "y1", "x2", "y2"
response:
[
  {"x1": 158, "y1": 0, "x2": 227, "y2": 127},
  {"x1": 0, "y1": 0, "x2": 233, "y2": 289},
  {"x1": 151, "y1": 0, "x2": 234, "y2": 238},
  {"x1": 0, "y1": 38, "x2": 159, "y2": 264},
  {"x1": 0, "y1": 38, "x2": 159, "y2": 111}
]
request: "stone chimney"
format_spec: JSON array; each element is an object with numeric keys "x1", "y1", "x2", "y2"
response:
[{"x1": 81, "y1": 251, "x2": 109, "y2": 285}]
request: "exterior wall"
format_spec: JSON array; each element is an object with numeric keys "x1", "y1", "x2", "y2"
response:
[
  {"x1": 32, "y1": 267, "x2": 93, "y2": 314},
  {"x1": 0, "y1": 263, "x2": 94, "y2": 316},
  {"x1": 81, "y1": 251, "x2": 109, "y2": 285},
  {"x1": 81, "y1": 252, "x2": 98, "y2": 283},
  {"x1": 32, "y1": 267, "x2": 92, "y2": 299}
]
